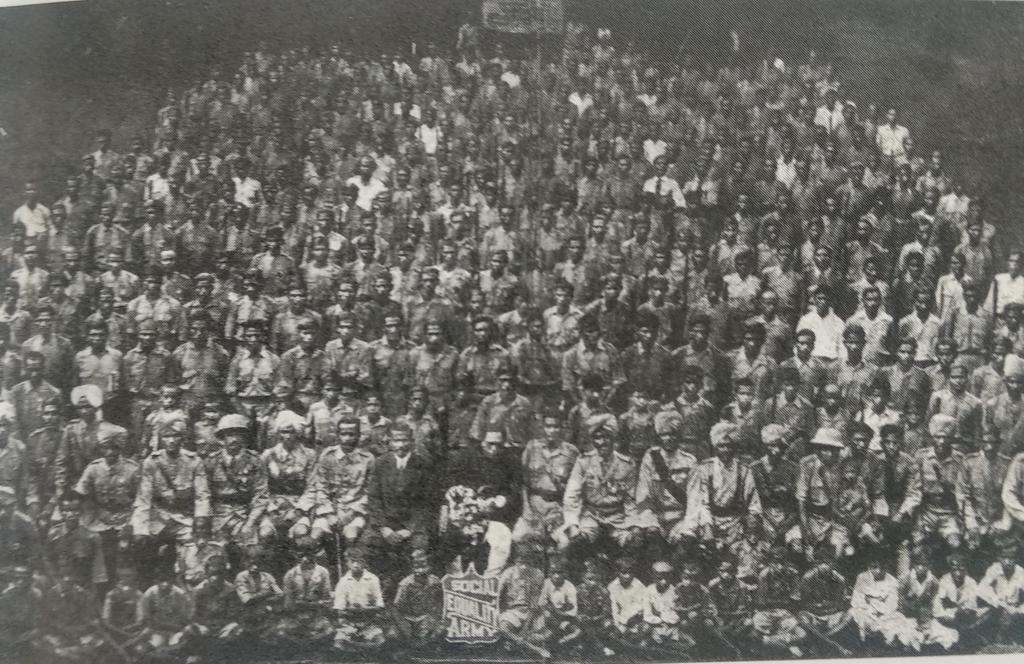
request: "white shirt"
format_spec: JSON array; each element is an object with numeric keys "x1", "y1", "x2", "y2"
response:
[
  {"x1": 986, "y1": 273, "x2": 1024, "y2": 315},
  {"x1": 568, "y1": 92, "x2": 593, "y2": 116},
  {"x1": 938, "y1": 192, "x2": 970, "y2": 219},
  {"x1": 391, "y1": 102, "x2": 421, "y2": 121},
  {"x1": 899, "y1": 312, "x2": 943, "y2": 363},
  {"x1": 933, "y1": 574, "x2": 980, "y2": 619},
  {"x1": 643, "y1": 175, "x2": 686, "y2": 209},
  {"x1": 416, "y1": 124, "x2": 440, "y2": 156},
  {"x1": 814, "y1": 104, "x2": 845, "y2": 133},
  {"x1": 797, "y1": 310, "x2": 846, "y2": 360},
  {"x1": 978, "y1": 562, "x2": 1024, "y2": 610},
  {"x1": 856, "y1": 406, "x2": 903, "y2": 452},
  {"x1": 12, "y1": 203, "x2": 50, "y2": 238},
  {"x1": 333, "y1": 570, "x2": 383, "y2": 611},
  {"x1": 775, "y1": 157, "x2": 797, "y2": 189},
  {"x1": 642, "y1": 583, "x2": 679, "y2": 625},
  {"x1": 643, "y1": 139, "x2": 668, "y2": 164},
  {"x1": 876, "y1": 123, "x2": 910, "y2": 158},
  {"x1": 233, "y1": 176, "x2": 262, "y2": 207},
  {"x1": 345, "y1": 175, "x2": 387, "y2": 212},
  {"x1": 144, "y1": 173, "x2": 171, "y2": 203},
  {"x1": 849, "y1": 307, "x2": 893, "y2": 362},
  {"x1": 500, "y1": 71, "x2": 521, "y2": 89},
  {"x1": 852, "y1": 571, "x2": 899, "y2": 618},
  {"x1": 394, "y1": 453, "x2": 410, "y2": 472},
  {"x1": 608, "y1": 578, "x2": 647, "y2": 629}
]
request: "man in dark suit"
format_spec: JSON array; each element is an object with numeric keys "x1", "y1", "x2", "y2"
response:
[{"x1": 362, "y1": 421, "x2": 434, "y2": 586}]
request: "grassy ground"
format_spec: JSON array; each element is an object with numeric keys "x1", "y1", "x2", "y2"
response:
[{"x1": 1, "y1": 0, "x2": 1024, "y2": 249}]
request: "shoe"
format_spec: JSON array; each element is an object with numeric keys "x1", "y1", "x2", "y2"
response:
[
  {"x1": 788, "y1": 645, "x2": 803, "y2": 657},
  {"x1": 602, "y1": 646, "x2": 616, "y2": 656}
]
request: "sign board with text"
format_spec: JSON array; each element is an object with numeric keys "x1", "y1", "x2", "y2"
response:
[{"x1": 442, "y1": 569, "x2": 500, "y2": 644}]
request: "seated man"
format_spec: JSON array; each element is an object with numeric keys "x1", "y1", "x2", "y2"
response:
[
  {"x1": 796, "y1": 427, "x2": 854, "y2": 562},
  {"x1": 131, "y1": 419, "x2": 210, "y2": 587},
  {"x1": 512, "y1": 409, "x2": 579, "y2": 554},
  {"x1": 333, "y1": 550, "x2": 386, "y2": 651},
  {"x1": 673, "y1": 559, "x2": 717, "y2": 644},
  {"x1": 302, "y1": 416, "x2": 375, "y2": 553},
  {"x1": 259, "y1": 411, "x2": 317, "y2": 545},
  {"x1": 535, "y1": 559, "x2": 581, "y2": 650},
  {"x1": 797, "y1": 549, "x2": 856, "y2": 652},
  {"x1": 977, "y1": 540, "x2": 1024, "y2": 640},
  {"x1": 607, "y1": 556, "x2": 646, "y2": 641},
  {"x1": 894, "y1": 414, "x2": 974, "y2": 552},
  {"x1": 751, "y1": 544, "x2": 806, "y2": 657},
  {"x1": 46, "y1": 491, "x2": 108, "y2": 590},
  {"x1": 234, "y1": 553, "x2": 283, "y2": 620},
  {"x1": 496, "y1": 546, "x2": 549, "y2": 659},
  {"x1": 275, "y1": 544, "x2": 334, "y2": 645},
  {"x1": 443, "y1": 427, "x2": 521, "y2": 529},
  {"x1": 850, "y1": 553, "x2": 924, "y2": 650},
  {"x1": 192, "y1": 558, "x2": 243, "y2": 642},
  {"x1": 391, "y1": 549, "x2": 444, "y2": 649},
  {"x1": 635, "y1": 411, "x2": 698, "y2": 552},
  {"x1": 363, "y1": 421, "x2": 433, "y2": 585},
  {"x1": 137, "y1": 568, "x2": 199, "y2": 652},
  {"x1": 563, "y1": 414, "x2": 643, "y2": 552},
  {"x1": 706, "y1": 555, "x2": 753, "y2": 646},
  {"x1": 751, "y1": 424, "x2": 800, "y2": 555},
  {"x1": 681, "y1": 422, "x2": 762, "y2": 573},
  {"x1": 101, "y1": 566, "x2": 144, "y2": 637},
  {"x1": 933, "y1": 553, "x2": 991, "y2": 640},
  {"x1": 642, "y1": 561, "x2": 682, "y2": 645},
  {"x1": 203, "y1": 414, "x2": 267, "y2": 558}
]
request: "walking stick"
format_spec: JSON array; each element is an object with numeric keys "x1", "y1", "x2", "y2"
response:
[{"x1": 334, "y1": 528, "x2": 344, "y2": 581}]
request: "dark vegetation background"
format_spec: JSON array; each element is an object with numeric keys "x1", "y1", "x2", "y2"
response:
[{"x1": 1, "y1": 0, "x2": 1023, "y2": 246}]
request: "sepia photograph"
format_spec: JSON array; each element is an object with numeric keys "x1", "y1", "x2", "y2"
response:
[{"x1": 1, "y1": 0, "x2": 1024, "y2": 661}]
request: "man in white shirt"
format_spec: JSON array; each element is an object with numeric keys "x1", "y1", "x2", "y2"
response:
[
  {"x1": 416, "y1": 109, "x2": 442, "y2": 157},
  {"x1": 608, "y1": 556, "x2": 647, "y2": 637},
  {"x1": 978, "y1": 541, "x2": 1024, "y2": 622},
  {"x1": 144, "y1": 158, "x2": 172, "y2": 204},
  {"x1": 986, "y1": 250, "x2": 1024, "y2": 315},
  {"x1": 12, "y1": 182, "x2": 50, "y2": 240},
  {"x1": 642, "y1": 156, "x2": 686, "y2": 210},
  {"x1": 345, "y1": 157, "x2": 388, "y2": 212},
  {"x1": 333, "y1": 551, "x2": 385, "y2": 648},
  {"x1": 232, "y1": 158, "x2": 262, "y2": 207},
  {"x1": 898, "y1": 288, "x2": 943, "y2": 365},
  {"x1": 933, "y1": 554, "x2": 988, "y2": 633},
  {"x1": 568, "y1": 83, "x2": 593, "y2": 118},
  {"x1": 850, "y1": 555, "x2": 923, "y2": 649},
  {"x1": 643, "y1": 128, "x2": 668, "y2": 165},
  {"x1": 876, "y1": 108, "x2": 910, "y2": 160},
  {"x1": 797, "y1": 287, "x2": 845, "y2": 364},
  {"x1": 814, "y1": 89, "x2": 845, "y2": 134}
]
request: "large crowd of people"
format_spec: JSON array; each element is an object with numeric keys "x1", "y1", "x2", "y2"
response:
[{"x1": 3, "y1": 18, "x2": 1024, "y2": 663}]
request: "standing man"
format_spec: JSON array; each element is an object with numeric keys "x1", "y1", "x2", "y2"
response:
[{"x1": 73, "y1": 436, "x2": 140, "y2": 587}]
